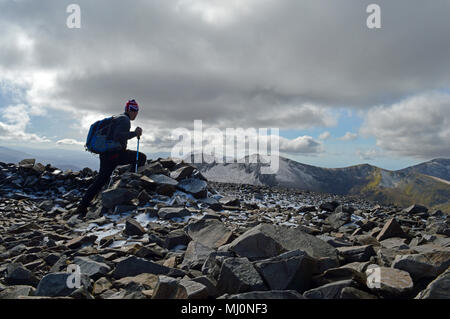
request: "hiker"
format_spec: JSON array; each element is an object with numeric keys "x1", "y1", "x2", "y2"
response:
[{"x1": 75, "y1": 99, "x2": 147, "y2": 217}]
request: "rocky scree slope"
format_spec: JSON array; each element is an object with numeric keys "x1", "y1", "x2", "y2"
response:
[{"x1": 0, "y1": 158, "x2": 449, "y2": 299}]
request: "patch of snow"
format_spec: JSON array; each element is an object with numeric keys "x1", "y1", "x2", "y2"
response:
[
  {"x1": 109, "y1": 240, "x2": 126, "y2": 248},
  {"x1": 171, "y1": 244, "x2": 187, "y2": 251},
  {"x1": 279, "y1": 221, "x2": 298, "y2": 227},
  {"x1": 135, "y1": 213, "x2": 158, "y2": 227},
  {"x1": 202, "y1": 164, "x2": 262, "y2": 185},
  {"x1": 351, "y1": 214, "x2": 364, "y2": 222},
  {"x1": 92, "y1": 227, "x2": 122, "y2": 242}
]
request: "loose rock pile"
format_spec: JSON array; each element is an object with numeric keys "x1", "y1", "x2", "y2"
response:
[{"x1": 0, "y1": 158, "x2": 449, "y2": 299}]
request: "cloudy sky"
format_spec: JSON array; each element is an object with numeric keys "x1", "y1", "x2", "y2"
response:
[{"x1": 0, "y1": 0, "x2": 449, "y2": 170}]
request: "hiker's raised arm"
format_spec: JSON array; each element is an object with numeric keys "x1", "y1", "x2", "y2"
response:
[{"x1": 114, "y1": 116, "x2": 137, "y2": 142}]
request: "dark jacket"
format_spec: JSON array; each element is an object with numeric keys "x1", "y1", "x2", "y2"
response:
[{"x1": 112, "y1": 112, "x2": 137, "y2": 150}]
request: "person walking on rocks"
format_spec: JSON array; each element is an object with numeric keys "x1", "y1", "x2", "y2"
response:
[{"x1": 75, "y1": 99, "x2": 147, "y2": 218}]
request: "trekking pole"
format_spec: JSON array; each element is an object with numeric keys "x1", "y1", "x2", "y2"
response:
[{"x1": 135, "y1": 136, "x2": 140, "y2": 173}]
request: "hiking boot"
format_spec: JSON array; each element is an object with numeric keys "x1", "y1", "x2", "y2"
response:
[{"x1": 75, "y1": 204, "x2": 88, "y2": 218}]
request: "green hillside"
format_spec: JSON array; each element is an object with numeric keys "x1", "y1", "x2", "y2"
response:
[{"x1": 353, "y1": 168, "x2": 450, "y2": 213}]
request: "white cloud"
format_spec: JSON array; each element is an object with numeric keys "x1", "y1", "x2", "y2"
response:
[
  {"x1": 56, "y1": 139, "x2": 84, "y2": 146},
  {"x1": 319, "y1": 131, "x2": 331, "y2": 140},
  {"x1": 361, "y1": 91, "x2": 450, "y2": 159},
  {"x1": 175, "y1": 0, "x2": 264, "y2": 25},
  {"x1": 338, "y1": 132, "x2": 358, "y2": 141},
  {"x1": 279, "y1": 136, "x2": 323, "y2": 154},
  {"x1": 141, "y1": 124, "x2": 323, "y2": 158},
  {"x1": 0, "y1": 104, "x2": 50, "y2": 143},
  {"x1": 356, "y1": 148, "x2": 382, "y2": 161}
]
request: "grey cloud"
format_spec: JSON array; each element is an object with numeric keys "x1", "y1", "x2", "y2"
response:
[
  {"x1": 356, "y1": 149, "x2": 382, "y2": 161},
  {"x1": 361, "y1": 91, "x2": 450, "y2": 159},
  {"x1": 1, "y1": 0, "x2": 450, "y2": 132},
  {"x1": 56, "y1": 138, "x2": 84, "y2": 146},
  {"x1": 338, "y1": 132, "x2": 358, "y2": 141},
  {"x1": 279, "y1": 136, "x2": 323, "y2": 154},
  {"x1": 319, "y1": 131, "x2": 331, "y2": 140}
]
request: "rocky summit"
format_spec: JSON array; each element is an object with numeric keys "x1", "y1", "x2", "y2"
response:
[{"x1": 0, "y1": 158, "x2": 449, "y2": 299}]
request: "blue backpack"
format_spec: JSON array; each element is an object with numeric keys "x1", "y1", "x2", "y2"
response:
[{"x1": 85, "y1": 116, "x2": 123, "y2": 154}]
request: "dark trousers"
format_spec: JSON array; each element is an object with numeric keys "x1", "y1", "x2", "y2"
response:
[{"x1": 80, "y1": 150, "x2": 147, "y2": 207}]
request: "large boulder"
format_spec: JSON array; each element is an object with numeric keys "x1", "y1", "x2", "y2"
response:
[
  {"x1": 140, "y1": 162, "x2": 168, "y2": 176},
  {"x1": 178, "y1": 279, "x2": 209, "y2": 299},
  {"x1": 404, "y1": 204, "x2": 428, "y2": 214},
  {"x1": 312, "y1": 267, "x2": 368, "y2": 288},
  {"x1": 66, "y1": 235, "x2": 98, "y2": 249},
  {"x1": 218, "y1": 196, "x2": 240, "y2": 207},
  {"x1": 5, "y1": 263, "x2": 39, "y2": 286},
  {"x1": 392, "y1": 251, "x2": 450, "y2": 281},
  {"x1": 304, "y1": 279, "x2": 356, "y2": 299},
  {"x1": 19, "y1": 159, "x2": 35, "y2": 169},
  {"x1": 152, "y1": 276, "x2": 209, "y2": 299},
  {"x1": 102, "y1": 188, "x2": 136, "y2": 209},
  {"x1": 201, "y1": 251, "x2": 235, "y2": 279},
  {"x1": 184, "y1": 219, "x2": 233, "y2": 249},
  {"x1": 177, "y1": 178, "x2": 208, "y2": 199},
  {"x1": 190, "y1": 276, "x2": 220, "y2": 298},
  {"x1": 73, "y1": 256, "x2": 112, "y2": 281},
  {"x1": 113, "y1": 273, "x2": 158, "y2": 291},
  {"x1": 216, "y1": 257, "x2": 267, "y2": 295},
  {"x1": 325, "y1": 211, "x2": 351, "y2": 230},
  {"x1": 337, "y1": 245, "x2": 376, "y2": 263},
  {"x1": 159, "y1": 158, "x2": 178, "y2": 170},
  {"x1": 426, "y1": 222, "x2": 450, "y2": 237},
  {"x1": 0, "y1": 285, "x2": 36, "y2": 299},
  {"x1": 199, "y1": 197, "x2": 223, "y2": 211},
  {"x1": 164, "y1": 228, "x2": 190, "y2": 250},
  {"x1": 220, "y1": 290, "x2": 305, "y2": 299},
  {"x1": 253, "y1": 250, "x2": 317, "y2": 293},
  {"x1": 319, "y1": 201, "x2": 340, "y2": 212},
  {"x1": 317, "y1": 235, "x2": 353, "y2": 248},
  {"x1": 415, "y1": 267, "x2": 450, "y2": 299},
  {"x1": 170, "y1": 166, "x2": 195, "y2": 181},
  {"x1": 158, "y1": 207, "x2": 191, "y2": 220},
  {"x1": 35, "y1": 273, "x2": 91, "y2": 297},
  {"x1": 152, "y1": 276, "x2": 186, "y2": 299},
  {"x1": 376, "y1": 218, "x2": 407, "y2": 241},
  {"x1": 180, "y1": 240, "x2": 215, "y2": 270},
  {"x1": 379, "y1": 238, "x2": 409, "y2": 250},
  {"x1": 124, "y1": 218, "x2": 146, "y2": 237},
  {"x1": 93, "y1": 277, "x2": 112, "y2": 295},
  {"x1": 139, "y1": 176, "x2": 156, "y2": 189},
  {"x1": 340, "y1": 287, "x2": 378, "y2": 299},
  {"x1": 112, "y1": 256, "x2": 185, "y2": 279},
  {"x1": 149, "y1": 174, "x2": 178, "y2": 196},
  {"x1": 227, "y1": 224, "x2": 339, "y2": 271},
  {"x1": 365, "y1": 266, "x2": 414, "y2": 297}
]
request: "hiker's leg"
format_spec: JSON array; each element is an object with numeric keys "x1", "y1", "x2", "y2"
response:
[
  {"x1": 117, "y1": 150, "x2": 147, "y2": 168},
  {"x1": 80, "y1": 154, "x2": 116, "y2": 207}
]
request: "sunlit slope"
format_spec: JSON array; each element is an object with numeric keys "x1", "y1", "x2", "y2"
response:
[{"x1": 352, "y1": 168, "x2": 450, "y2": 213}]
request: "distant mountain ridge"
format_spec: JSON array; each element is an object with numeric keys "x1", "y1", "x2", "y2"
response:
[
  {"x1": 0, "y1": 146, "x2": 171, "y2": 172},
  {"x1": 398, "y1": 158, "x2": 450, "y2": 181},
  {"x1": 0, "y1": 146, "x2": 97, "y2": 171},
  {"x1": 0, "y1": 146, "x2": 33, "y2": 165},
  {"x1": 187, "y1": 153, "x2": 450, "y2": 213}
]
